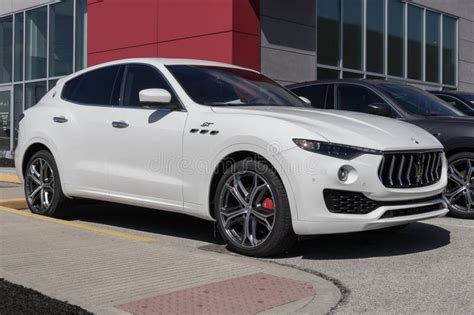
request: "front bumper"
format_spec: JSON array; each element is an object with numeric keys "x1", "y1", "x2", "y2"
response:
[{"x1": 279, "y1": 147, "x2": 448, "y2": 235}]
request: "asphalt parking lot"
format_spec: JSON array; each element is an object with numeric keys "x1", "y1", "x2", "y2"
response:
[
  {"x1": 17, "y1": 201, "x2": 473, "y2": 314},
  {"x1": 1, "y1": 183, "x2": 473, "y2": 314}
]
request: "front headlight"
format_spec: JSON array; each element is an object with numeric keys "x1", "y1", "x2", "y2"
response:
[{"x1": 293, "y1": 139, "x2": 382, "y2": 160}]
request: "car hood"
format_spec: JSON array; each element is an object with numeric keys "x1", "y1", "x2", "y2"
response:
[{"x1": 212, "y1": 106, "x2": 443, "y2": 151}]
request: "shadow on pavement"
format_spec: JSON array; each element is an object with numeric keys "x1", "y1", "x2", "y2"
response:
[
  {"x1": 282, "y1": 222, "x2": 451, "y2": 260},
  {"x1": 68, "y1": 202, "x2": 450, "y2": 259},
  {"x1": 69, "y1": 202, "x2": 224, "y2": 245}
]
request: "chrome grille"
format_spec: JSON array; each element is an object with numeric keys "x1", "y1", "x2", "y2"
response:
[{"x1": 378, "y1": 151, "x2": 443, "y2": 188}]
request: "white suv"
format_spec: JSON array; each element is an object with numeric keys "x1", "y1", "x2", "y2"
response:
[{"x1": 15, "y1": 58, "x2": 448, "y2": 257}]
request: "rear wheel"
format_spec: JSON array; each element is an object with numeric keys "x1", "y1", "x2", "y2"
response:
[
  {"x1": 214, "y1": 159, "x2": 296, "y2": 257},
  {"x1": 445, "y1": 152, "x2": 474, "y2": 219},
  {"x1": 24, "y1": 150, "x2": 69, "y2": 217}
]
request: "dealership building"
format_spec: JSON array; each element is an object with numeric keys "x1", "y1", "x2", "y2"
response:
[{"x1": 0, "y1": 0, "x2": 473, "y2": 157}]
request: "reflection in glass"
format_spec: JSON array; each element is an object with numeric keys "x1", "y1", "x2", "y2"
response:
[
  {"x1": 0, "y1": 16, "x2": 13, "y2": 84},
  {"x1": 366, "y1": 0, "x2": 384, "y2": 74},
  {"x1": 76, "y1": 0, "x2": 88, "y2": 71},
  {"x1": 443, "y1": 16, "x2": 456, "y2": 86},
  {"x1": 426, "y1": 11, "x2": 440, "y2": 83},
  {"x1": 14, "y1": 13, "x2": 24, "y2": 82},
  {"x1": 26, "y1": 7, "x2": 47, "y2": 80},
  {"x1": 387, "y1": 0, "x2": 404, "y2": 77},
  {"x1": 13, "y1": 85, "x2": 23, "y2": 146},
  {"x1": 50, "y1": 0, "x2": 74, "y2": 76},
  {"x1": 407, "y1": 6, "x2": 423, "y2": 80},
  {"x1": 343, "y1": 0, "x2": 362, "y2": 70},
  {"x1": 317, "y1": 67, "x2": 340, "y2": 79},
  {"x1": 0, "y1": 90, "x2": 11, "y2": 151},
  {"x1": 25, "y1": 81, "x2": 46, "y2": 108},
  {"x1": 317, "y1": 0, "x2": 340, "y2": 66}
]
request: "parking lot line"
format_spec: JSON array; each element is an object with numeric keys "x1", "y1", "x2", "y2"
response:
[
  {"x1": 0, "y1": 173, "x2": 20, "y2": 184},
  {"x1": 0, "y1": 206, "x2": 156, "y2": 242}
]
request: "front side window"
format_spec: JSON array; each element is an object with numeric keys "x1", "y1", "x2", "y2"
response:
[
  {"x1": 291, "y1": 85, "x2": 329, "y2": 109},
  {"x1": 336, "y1": 84, "x2": 387, "y2": 114},
  {"x1": 379, "y1": 84, "x2": 461, "y2": 117},
  {"x1": 167, "y1": 65, "x2": 306, "y2": 107},
  {"x1": 122, "y1": 64, "x2": 177, "y2": 107},
  {"x1": 62, "y1": 65, "x2": 122, "y2": 105}
]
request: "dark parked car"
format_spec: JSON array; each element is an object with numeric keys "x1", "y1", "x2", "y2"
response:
[
  {"x1": 430, "y1": 91, "x2": 474, "y2": 116},
  {"x1": 288, "y1": 79, "x2": 474, "y2": 219}
]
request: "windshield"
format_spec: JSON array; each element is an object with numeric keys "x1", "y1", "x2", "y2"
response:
[
  {"x1": 379, "y1": 83, "x2": 463, "y2": 117},
  {"x1": 167, "y1": 65, "x2": 307, "y2": 107}
]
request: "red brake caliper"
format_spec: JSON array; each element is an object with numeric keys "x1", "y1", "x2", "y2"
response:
[{"x1": 261, "y1": 198, "x2": 274, "y2": 211}]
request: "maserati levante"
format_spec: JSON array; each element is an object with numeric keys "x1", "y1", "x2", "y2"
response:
[{"x1": 16, "y1": 59, "x2": 448, "y2": 256}]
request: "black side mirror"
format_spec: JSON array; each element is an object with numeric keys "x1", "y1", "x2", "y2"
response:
[{"x1": 368, "y1": 103, "x2": 393, "y2": 117}]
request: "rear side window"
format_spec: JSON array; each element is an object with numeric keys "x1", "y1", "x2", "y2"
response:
[
  {"x1": 122, "y1": 64, "x2": 177, "y2": 107},
  {"x1": 62, "y1": 65, "x2": 122, "y2": 105},
  {"x1": 291, "y1": 85, "x2": 329, "y2": 109}
]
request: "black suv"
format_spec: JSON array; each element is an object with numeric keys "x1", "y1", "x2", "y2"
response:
[
  {"x1": 430, "y1": 91, "x2": 474, "y2": 116},
  {"x1": 288, "y1": 80, "x2": 474, "y2": 219}
]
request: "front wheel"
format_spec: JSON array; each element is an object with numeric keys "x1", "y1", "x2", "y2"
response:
[
  {"x1": 24, "y1": 150, "x2": 69, "y2": 217},
  {"x1": 445, "y1": 152, "x2": 474, "y2": 219},
  {"x1": 214, "y1": 159, "x2": 296, "y2": 257}
]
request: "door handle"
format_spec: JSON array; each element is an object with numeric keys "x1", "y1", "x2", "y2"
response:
[
  {"x1": 112, "y1": 120, "x2": 129, "y2": 129},
  {"x1": 53, "y1": 116, "x2": 68, "y2": 123}
]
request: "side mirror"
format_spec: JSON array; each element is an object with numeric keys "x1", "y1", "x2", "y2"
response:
[
  {"x1": 299, "y1": 96, "x2": 311, "y2": 105},
  {"x1": 139, "y1": 89, "x2": 174, "y2": 108},
  {"x1": 368, "y1": 103, "x2": 393, "y2": 117}
]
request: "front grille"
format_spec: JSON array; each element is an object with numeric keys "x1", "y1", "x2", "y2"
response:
[
  {"x1": 378, "y1": 151, "x2": 443, "y2": 188},
  {"x1": 380, "y1": 203, "x2": 444, "y2": 219},
  {"x1": 324, "y1": 189, "x2": 442, "y2": 215}
]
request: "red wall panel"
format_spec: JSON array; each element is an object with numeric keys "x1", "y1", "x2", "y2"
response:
[{"x1": 88, "y1": 0, "x2": 260, "y2": 70}]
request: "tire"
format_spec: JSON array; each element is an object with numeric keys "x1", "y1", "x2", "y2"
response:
[
  {"x1": 24, "y1": 150, "x2": 70, "y2": 218},
  {"x1": 213, "y1": 159, "x2": 296, "y2": 257},
  {"x1": 445, "y1": 152, "x2": 474, "y2": 219}
]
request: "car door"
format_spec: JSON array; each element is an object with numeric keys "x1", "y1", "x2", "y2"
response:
[
  {"x1": 105, "y1": 63, "x2": 187, "y2": 212},
  {"x1": 53, "y1": 65, "x2": 123, "y2": 195}
]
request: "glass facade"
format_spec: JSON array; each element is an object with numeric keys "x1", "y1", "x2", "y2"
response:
[
  {"x1": 0, "y1": 0, "x2": 87, "y2": 154},
  {"x1": 317, "y1": 0, "x2": 458, "y2": 90}
]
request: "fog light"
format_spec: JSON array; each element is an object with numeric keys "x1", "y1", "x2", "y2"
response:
[{"x1": 338, "y1": 166, "x2": 350, "y2": 182}]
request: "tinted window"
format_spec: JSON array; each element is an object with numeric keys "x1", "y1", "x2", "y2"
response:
[
  {"x1": 426, "y1": 11, "x2": 440, "y2": 83},
  {"x1": 167, "y1": 65, "x2": 306, "y2": 107},
  {"x1": 317, "y1": 0, "x2": 340, "y2": 66},
  {"x1": 366, "y1": 0, "x2": 384, "y2": 74},
  {"x1": 337, "y1": 84, "x2": 386, "y2": 114},
  {"x1": 387, "y1": 0, "x2": 404, "y2": 77},
  {"x1": 62, "y1": 65, "x2": 122, "y2": 105},
  {"x1": 407, "y1": 6, "x2": 423, "y2": 80},
  {"x1": 291, "y1": 85, "x2": 328, "y2": 109},
  {"x1": 122, "y1": 64, "x2": 176, "y2": 107},
  {"x1": 343, "y1": 0, "x2": 362, "y2": 70},
  {"x1": 379, "y1": 84, "x2": 461, "y2": 117},
  {"x1": 435, "y1": 95, "x2": 472, "y2": 113}
]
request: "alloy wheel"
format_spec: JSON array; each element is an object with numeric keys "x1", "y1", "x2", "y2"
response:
[
  {"x1": 445, "y1": 158, "x2": 474, "y2": 213},
  {"x1": 26, "y1": 158, "x2": 55, "y2": 212},
  {"x1": 218, "y1": 171, "x2": 276, "y2": 248}
]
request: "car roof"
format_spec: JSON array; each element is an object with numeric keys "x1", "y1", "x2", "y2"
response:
[
  {"x1": 429, "y1": 90, "x2": 474, "y2": 96},
  {"x1": 286, "y1": 78, "x2": 404, "y2": 89}
]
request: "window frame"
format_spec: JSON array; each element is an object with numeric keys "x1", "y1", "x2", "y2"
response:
[
  {"x1": 118, "y1": 63, "x2": 184, "y2": 110},
  {"x1": 60, "y1": 62, "x2": 185, "y2": 111}
]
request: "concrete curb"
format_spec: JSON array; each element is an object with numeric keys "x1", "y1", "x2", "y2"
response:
[
  {"x1": 0, "y1": 198, "x2": 27, "y2": 209},
  {"x1": 0, "y1": 172, "x2": 20, "y2": 184}
]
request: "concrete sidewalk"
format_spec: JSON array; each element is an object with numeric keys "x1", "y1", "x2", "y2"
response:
[{"x1": 0, "y1": 206, "x2": 340, "y2": 314}]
